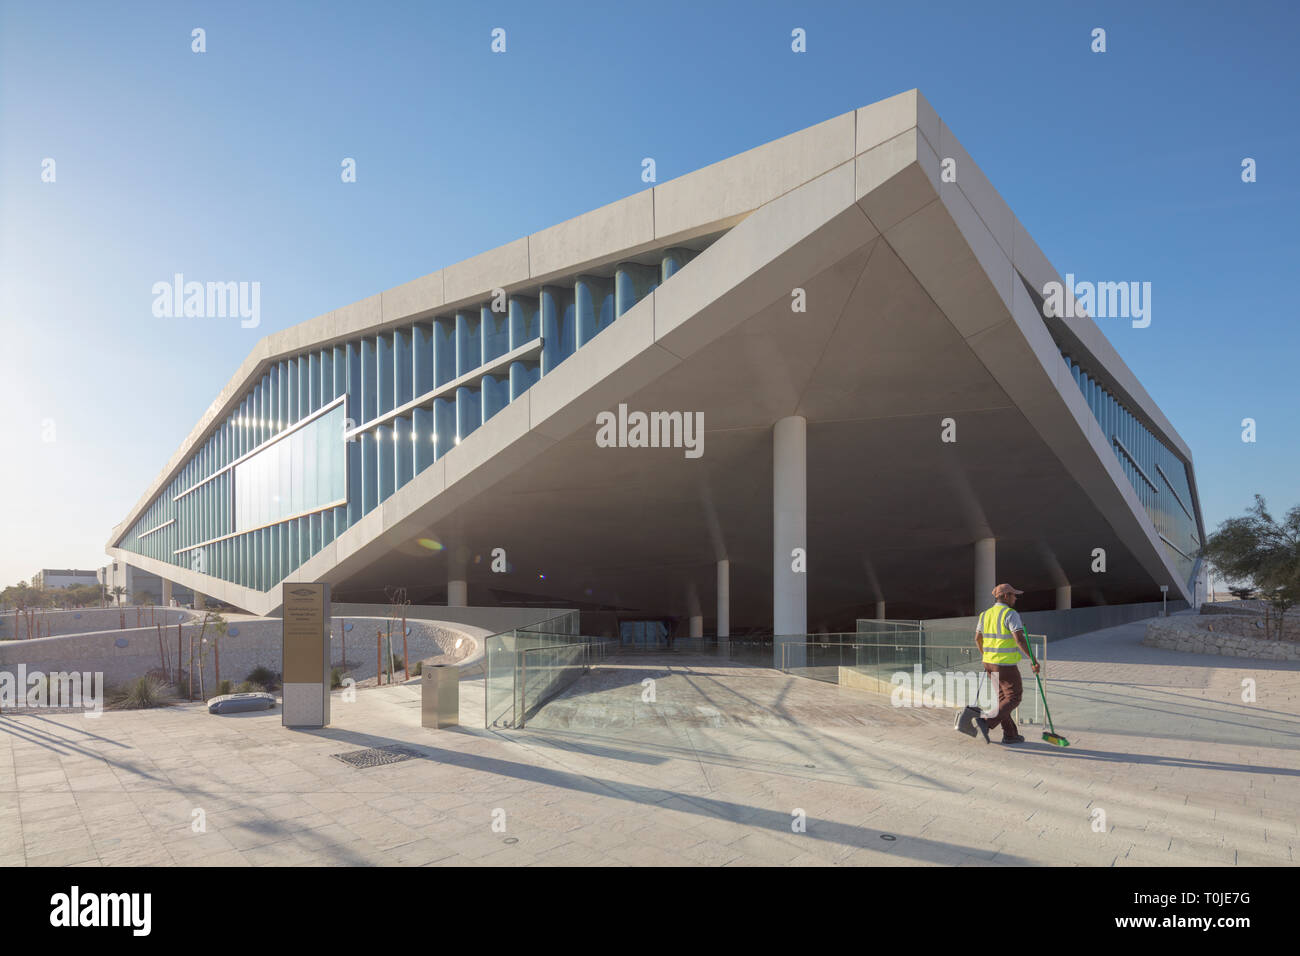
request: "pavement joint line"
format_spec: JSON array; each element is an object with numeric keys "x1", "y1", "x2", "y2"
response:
[{"x1": 5, "y1": 622, "x2": 1299, "y2": 866}]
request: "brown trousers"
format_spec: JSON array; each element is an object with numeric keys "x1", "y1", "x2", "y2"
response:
[{"x1": 984, "y1": 662, "x2": 1023, "y2": 738}]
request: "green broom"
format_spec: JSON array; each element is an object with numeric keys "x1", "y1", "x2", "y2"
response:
[{"x1": 1026, "y1": 647, "x2": 1069, "y2": 747}]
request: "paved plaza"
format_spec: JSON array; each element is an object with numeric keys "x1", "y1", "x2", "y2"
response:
[{"x1": 1, "y1": 618, "x2": 1296, "y2": 866}]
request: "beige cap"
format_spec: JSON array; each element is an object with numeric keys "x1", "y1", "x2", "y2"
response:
[{"x1": 992, "y1": 583, "x2": 1024, "y2": 599}]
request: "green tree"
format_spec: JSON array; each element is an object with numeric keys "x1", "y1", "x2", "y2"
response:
[
  {"x1": 69, "y1": 584, "x2": 101, "y2": 607},
  {"x1": 1, "y1": 580, "x2": 47, "y2": 609},
  {"x1": 1199, "y1": 496, "x2": 1300, "y2": 640},
  {"x1": 111, "y1": 585, "x2": 126, "y2": 607}
]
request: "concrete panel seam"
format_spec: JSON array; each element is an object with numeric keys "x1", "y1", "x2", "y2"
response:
[{"x1": 790, "y1": 239, "x2": 879, "y2": 418}]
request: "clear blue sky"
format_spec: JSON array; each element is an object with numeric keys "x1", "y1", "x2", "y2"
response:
[{"x1": 1, "y1": 0, "x2": 1297, "y2": 587}]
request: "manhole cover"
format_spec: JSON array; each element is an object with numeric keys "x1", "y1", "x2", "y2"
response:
[
  {"x1": 330, "y1": 745, "x2": 420, "y2": 769},
  {"x1": 880, "y1": 834, "x2": 897, "y2": 842}
]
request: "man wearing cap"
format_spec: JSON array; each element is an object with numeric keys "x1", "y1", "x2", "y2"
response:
[{"x1": 973, "y1": 583, "x2": 1039, "y2": 744}]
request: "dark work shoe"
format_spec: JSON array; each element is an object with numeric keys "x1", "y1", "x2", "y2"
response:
[
  {"x1": 974, "y1": 717, "x2": 991, "y2": 743},
  {"x1": 1001, "y1": 734, "x2": 1026, "y2": 745}
]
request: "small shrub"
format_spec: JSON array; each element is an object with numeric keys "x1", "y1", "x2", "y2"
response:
[
  {"x1": 246, "y1": 666, "x2": 277, "y2": 688},
  {"x1": 235, "y1": 680, "x2": 266, "y2": 694},
  {"x1": 330, "y1": 668, "x2": 343, "y2": 689},
  {"x1": 111, "y1": 677, "x2": 171, "y2": 710},
  {"x1": 382, "y1": 653, "x2": 412, "y2": 681},
  {"x1": 216, "y1": 679, "x2": 233, "y2": 697},
  {"x1": 411, "y1": 660, "x2": 423, "y2": 677}
]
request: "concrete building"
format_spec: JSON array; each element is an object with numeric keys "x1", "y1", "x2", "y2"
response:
[
  {"x1": 106, "y1": 90, "x2": 1204, "y2": 634},
  {"x1": 31, "y1": 569, "x2": 99, "y2": 590},
  {"x1": 97, "y1": 562, "x2": 194, "y2": 607}
]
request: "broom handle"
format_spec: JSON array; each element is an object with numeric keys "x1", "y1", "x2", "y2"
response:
[{"x1": 1025, "y1": 645, "x2": 1059, "y2": 733}]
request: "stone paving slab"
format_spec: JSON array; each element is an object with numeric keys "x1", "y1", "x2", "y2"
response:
[{"x1": 0, "y1": 617, "x2": 1296, "y2": 866}]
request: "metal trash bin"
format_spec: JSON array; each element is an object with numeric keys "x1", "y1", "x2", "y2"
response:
[{"x1": 421, "y1": 663, "x2": 459, "y2": 728}]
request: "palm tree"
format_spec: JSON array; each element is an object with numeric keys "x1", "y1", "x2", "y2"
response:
[{"x1": 111, "y1": 585, "x2": 126, "y2": 607}]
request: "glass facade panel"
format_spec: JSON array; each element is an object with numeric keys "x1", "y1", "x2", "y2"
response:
[
  {"x1": 482, "y1": 306, "x2": 510, "y2": 362},
  {"x1": 456, "y1": 311, "x2": 482, "y2": 377},
  {"x1": 434, "y1": 318, "x2": 456, "y2": 387},
  {"x1": 540, "y1": 285, "x2": 575, "y2": 373},
  {"x1": 575, "y1": 275, "x2": 614, "y2": 348},
  {"x1": 233, "y1": 404, "x2": 346, "y2": 532},
  {"x1": 508, "y1": 295, "x2": 539, "y2": 350},
  {"x1": 660, "y1": 247, "x2": 696, "y2": 281},
  {"x1": 1063, "y1": 354, "x2": 1201, "y2": 588},
  {"x1": 482, "y1": 373, "x2": 509, "y2": 424},
  {"x1": 118, "y1": 237, "x2": 714, "y2": 593},
  {"x1": 615, "y1": 262, "x2": 658, "y2": 317}
]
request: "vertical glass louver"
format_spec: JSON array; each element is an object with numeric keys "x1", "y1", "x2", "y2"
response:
[
  {"x1": 1063, "y1": 354, "x2": 1201, "y2": 588},
  {"x1": 117, "y1": 243, "x2": 709, "y2": 594}
]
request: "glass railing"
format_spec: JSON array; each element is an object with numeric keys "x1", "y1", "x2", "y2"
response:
[
  {"x1": 852, "y1": 619, "x2": 924, "y2": 639},
  {"x1": 777, "y1": 631, "x2": 1049, "y2": 725},
  {"x1": 484, "y1": 611, "x2": 614, "y2": 728},
  {"x1": 609, "y1": 634, "x2": 774, "y2": 663},
  {"x1": 782, "y1": 626, "x2": 1045, "y2": 662},
  {"x1": 516, "y1": 639, "x2": 614, "y2": 728}
]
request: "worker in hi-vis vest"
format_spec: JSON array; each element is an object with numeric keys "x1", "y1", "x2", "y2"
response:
[{"x1": 973, "y1": 583, "x2": 1039, "y2": 744}]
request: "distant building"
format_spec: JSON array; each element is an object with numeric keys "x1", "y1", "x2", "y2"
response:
[
  {"x1": 31, "y1": 569, "x2": 99, "y2": 590},
  {"x1": 97, "y1": 563, "x2": 194, "y2": 606}
]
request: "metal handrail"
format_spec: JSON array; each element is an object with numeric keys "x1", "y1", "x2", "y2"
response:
[
  {"x1": 517, "y1": 638, "x2": 613, "y2": 728},
  {"x1": 482, "y1": 610, "x2": 583, "y2": 728}
]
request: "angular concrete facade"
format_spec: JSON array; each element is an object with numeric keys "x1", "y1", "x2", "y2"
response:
[{"x1": 107, "y1": 90, "x2": 1205, "y2": 631}]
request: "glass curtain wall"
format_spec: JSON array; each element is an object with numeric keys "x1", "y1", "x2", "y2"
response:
[
  {"x1": 1063, "y1": 354, "x2": 1202, "y2": 587},
  {"x1": 119, "y1": 243, "x2": 708, "y2": 593}
]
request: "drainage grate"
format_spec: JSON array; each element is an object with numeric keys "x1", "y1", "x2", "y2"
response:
[{"x1": 330, "y1": 745, "x2": 421, "y2": 769}]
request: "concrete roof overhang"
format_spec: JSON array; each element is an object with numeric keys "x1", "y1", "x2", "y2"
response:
[{"x1": 108, "y1": 91, "x2": 1201, "y2": 623}]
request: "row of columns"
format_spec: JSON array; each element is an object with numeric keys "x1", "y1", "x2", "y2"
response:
[
  {"x1": 158, "y1": 579, "x2": 202, "y2": 609},
  {"x1": 768, "y1": 417, "x2": 1071, "y2": 634},
  {"x1": 430, "y1": 414, "x2": 1075, "y2": 629}
]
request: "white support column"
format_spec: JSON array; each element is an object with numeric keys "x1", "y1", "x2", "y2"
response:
[
  {"x1": 162, "y1": 579, "x2": 173, "y2": 607},
  {"x1": 685, "y1": 580, "x2": 702, "y2": 638},
  {"x1": 193, "y1": 590, "x2": 205, "y2": 611},
  {"x1": 1055, "y1": 585, "x2": 1072, "y2": 611},
  {"x1": 974, "y1": 537, "x2": 996, "y2": 613},
  {"x1": 448, "y1": 578, "x2": 467, "y2": 607},
  {"x1": 716, "y1": 559, "x2": 730, "y2": 638},
  {"x1": 774, "y1": 416, "x2": 807, "y2": 666},
  {"x1": 447, "y1": 548, "x2": 468, "y2": 607},
  {"x1": 875, "y1": 600, "x2": 886, "y2": 621}
]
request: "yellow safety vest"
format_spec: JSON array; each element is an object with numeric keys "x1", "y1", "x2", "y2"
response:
[{"x1": 979, "y1": 604, "x2": 1021, "y2": 665}]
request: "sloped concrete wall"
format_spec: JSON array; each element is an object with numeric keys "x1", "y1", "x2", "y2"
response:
[
  {"x1": 331, "y1": 604, "x2": 573, "y2": 635},
  {"x1": 0, "y1": 606, "x2": 194, "y2": 640},
  {"x1": 913, "y1": 600, "x2": 1187, "y2": 643},
  {"x1": 0, "y1": 616, "x2": 484, "y2": 689}
]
